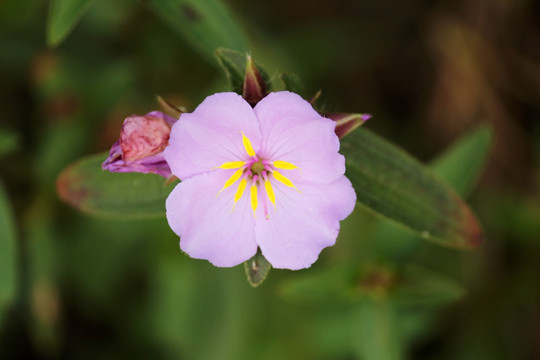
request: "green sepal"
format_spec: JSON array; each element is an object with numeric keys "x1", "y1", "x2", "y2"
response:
[
  {"x1": 215, "y1": 48, "x2": 272, "y2": 97},
  {"x1": 244, "y1": 249, "x2": 271, "y2": 287},
  {"x1": 156, "y1": 95, "x2": 183, "y2": 119},
  {"x1": 242, "y1": 55, "x2": 267, "y2": 106},
  {"x1": 279, "y1": 72, "x2": 305, "y2": 97}
]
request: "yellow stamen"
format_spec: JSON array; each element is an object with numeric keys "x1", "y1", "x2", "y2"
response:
[
  {"x1": 273, "y1": 160, "x2": 299, "y2": 170},
  {"x1": 242, "y1": 132, "x2": 256, "y2": 157},
  {"x1": 214, "y1": 161, "x2": 245, "y2": 169},
  {"x1": 272, "y1": 170, "x2": 299, "y2": 191},
  {"x1": 264, "y1": 180, "x2": 276, "y2": 210},
  {"x1": 250, "y1": 184, "x2": 258, "y2": 215},
  {"x1": 217, "y1": 168, "x2": 243, "y2": 195},
  {"x1": 231, "y1": 179, "x2": 247, "y2": 211}
]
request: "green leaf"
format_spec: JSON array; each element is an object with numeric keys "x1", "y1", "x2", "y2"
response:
[
  {"x1": 215, "y1": 48, "x2": 246, "y2": 93},
  {"x1": 280, "y1": 72, "x2": 305, "y2": 96},
  {"x1": 279, "y1": 264, "x2": 397, "y2": 306},
  {"x1": 0, "y1": 129, "x2": 18, "y2": 158},
  {"x1": 244, "y1": 250, "x2": 271, "y2": 287},
  {"x1": 56, "y1": 153, "x2": 177, "y2": 219},
  {"x1": 46, "y1": 0, "x2": 96, "y2": 47},
  {"x1": 393, "y1": 265, "x2": 466, "y2": 308},
  {"x1": 350, "y1": 298, "x2": 404, "y2": 360},
  {"x1": 0, "y1": 181, "x2": 17, "y2": 318},
  {"x1": 341, "y1": 128, "x2": 483, "y2": 250},
  {"x1": 144, "y1": 0, "x2": 249, "y2": 61},
  {"x1": 279, "y1": 264, "x2": 359, "y2": 305},
  {"x1": 431, "y1": 124, "x2": 494, "y2": 197},
  {"x1": 371, "y1": 126, "x2": 494, "y2": 260}
]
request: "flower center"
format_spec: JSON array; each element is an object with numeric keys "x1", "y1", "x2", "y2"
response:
[
  {"x1": 251, "y1": 160, "x2": 265, "y2": 175},
  {"x1": 215, "y1": 132, "x2": 300, "y2": 220}
]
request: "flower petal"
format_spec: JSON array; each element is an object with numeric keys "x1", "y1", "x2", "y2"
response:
[
  {"x1": 166, "y1": 171, "x2": 258, "y2": 267},
  {"x1": 254, "y1": 91, "x2": 345, "y2": 185},
  {"x1": 255, "y1": 176, "x2": 356, "y2": 270},
  {"x1": 101, "y1": 141, "x2": 173, "y2": 177},
  {"x1": 254, "y1": 91, "x2": 322, "y2": 128},
  {"x1": 164, "y1": 93, "x2": 262, "y2": 180}
]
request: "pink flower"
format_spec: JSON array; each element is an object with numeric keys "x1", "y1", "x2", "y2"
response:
[
  {"x1": 102, "y1": 111, "x2": 177, "y2": 177},
  {"x1": 164, "y1": 92, "x2": 356, "y2": 270}
]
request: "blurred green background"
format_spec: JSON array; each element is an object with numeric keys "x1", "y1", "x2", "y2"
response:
[{"x1": 1, "y1": 0, "x2": 539, "y2": 359}]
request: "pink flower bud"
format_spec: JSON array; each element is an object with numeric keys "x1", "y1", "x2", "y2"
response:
[
  {"x1": 102, "y1": 111, "x2": 177, "y2": 177},
  {"x1": 120, "y1": 113, "x2": 171, "y2": 161}
]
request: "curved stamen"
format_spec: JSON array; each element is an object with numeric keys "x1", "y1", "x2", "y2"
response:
[
  {"x1": 214, "y1": 161, "x2": 245, "y2": 169},
  {"x1": 231, "y1": 178, "x2": 247, "y2": 211},
  {"x1": 241, "y1": 132, "x2": 256, "y2": 157},
  {"x1": 250, "y1": 184, "x2": 258, "y2": 216},
  {"x1": 272, "y1": 170, "x2": 300, "y2": 191},
  {"x1": 264, "y1": 180, "x2": 276, "y2": 210},
  {"x1": 217, "y1": 168, "x2": 244, "y2": 196},
  {"x1": 217, "y1": 135, "x2": 303, "y2": 218},
  {"x1": 273, "y1": 160, "x2": 299, "y2": 170}
]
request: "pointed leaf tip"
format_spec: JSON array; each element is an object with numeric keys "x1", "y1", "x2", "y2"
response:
[
  {"x1": 309, "y1": 90, "x2": 322, "y2": 106},
  {"x1": 244, "y1": 250, "x2": 271, "y2": 287},
  {"x1": 47, "y1": 0, "x2": 96, "y2": 47},
  {"x1": 156, "y1": 95, "x2": 183, "y2": 118},
  {"x1": 326, "y1": 113, "x2": 371, "y2": 139}
]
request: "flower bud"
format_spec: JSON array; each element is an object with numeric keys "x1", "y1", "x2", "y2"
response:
[
  {"x1": 243, "y1": 55, "x2": 267, "y2": 107},
  {"x1": 102, "y1": 111, "x2": 177, "y2": 177}
]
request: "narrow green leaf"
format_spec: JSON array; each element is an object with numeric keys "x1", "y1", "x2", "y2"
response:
[
  {"x1": 351, "y1": 298, "x2": 404, "y2": 360},
  {"x1": 46, "y1": 0, "x2": 96, "y2": 47},
  {"x1": 0, "y1": 129, "x2": 18, "y2": 158},
  {"x1": 56, "y1": 153, "x2": 177, "y2": 219},
  {"x1": 431, "y1": 124, "x2": 494, "y2": 197},
  {"x1": 341, "y1": 128, "x2": 483, "y2": 249},
  {"x1": 144, "y1": 0, "x2": 249, "y2": 61},
  {"x1": 0, "y1": 181, "x2": 17, "y2": 317},
  {"x1": 393, "y1": 265, "x2": 466, "y2": 308},
  {"x1": 371, "y1": 126, "x2": 494, "y2": 259},
  {"x1": 244, "y1": 250, "x2": 271, "y2": 287}
]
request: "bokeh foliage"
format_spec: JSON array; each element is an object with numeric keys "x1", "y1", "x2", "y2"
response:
[{"x1": 1, "y1": 0, "x2": 539, "y2": 359}]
